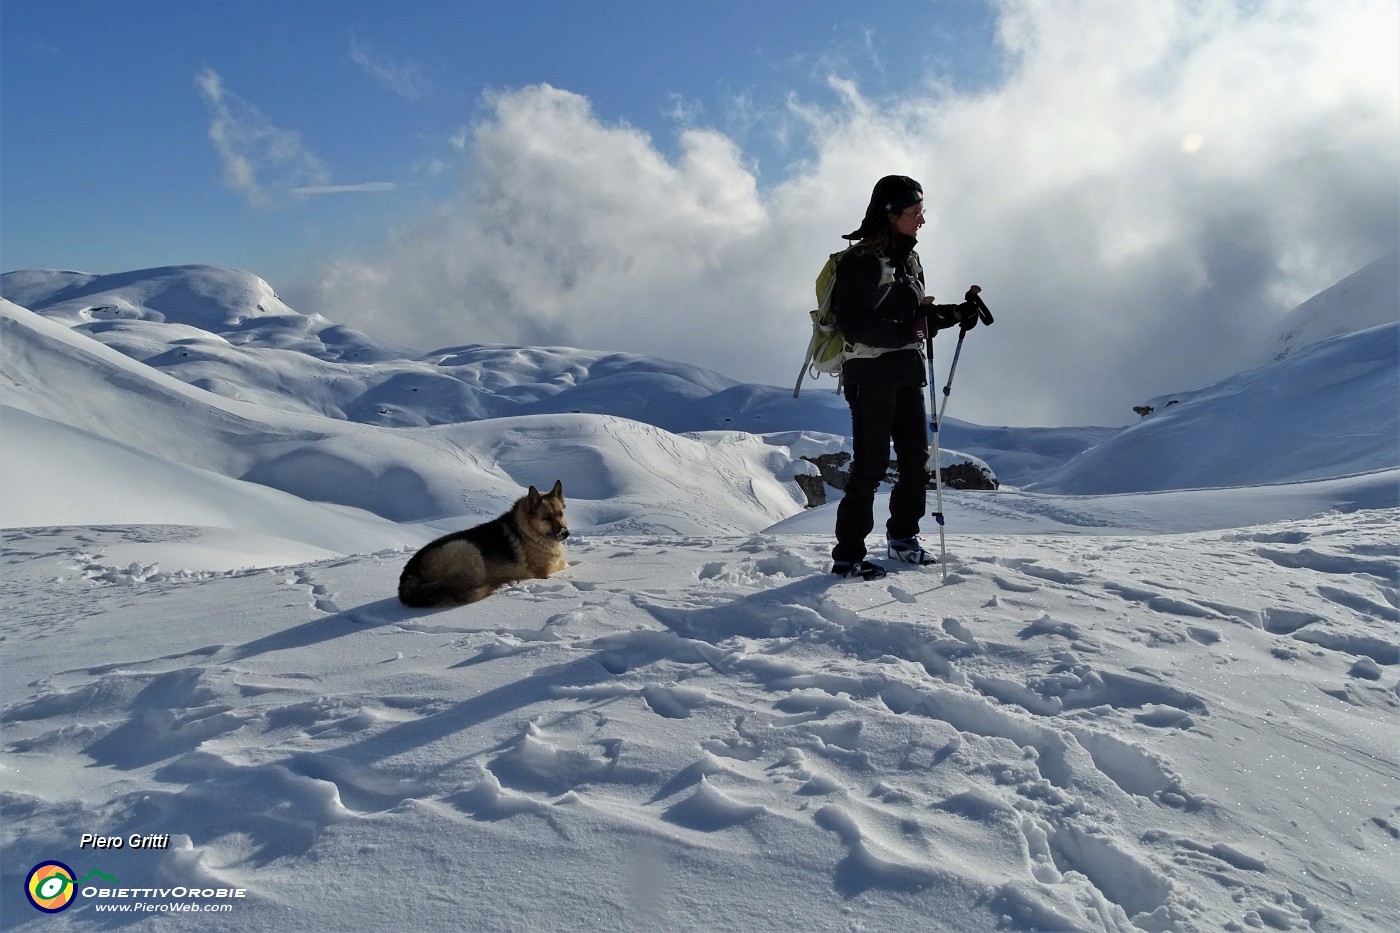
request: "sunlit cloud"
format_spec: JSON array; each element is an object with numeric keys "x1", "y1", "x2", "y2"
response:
[
  {"x1": 300, "y1": 0, "x2": 1399, "y2": 426},
  {"x1": 195, "y1": 68, "x2": 331, "y2": 208}
]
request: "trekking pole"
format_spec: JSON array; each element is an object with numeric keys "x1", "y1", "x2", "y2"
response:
[
  {"x1": 938, "y1": 327, "x2": 968, "y2": 426},
  {"x1": 923, "y1": 323, "x2": 950, "y2": 584},
  {"x1": 926, "y1": 286, "x2": 993, "y2": 584},
  {"x1": 938, "y1": 287, "x2": 991, "y2": 429}
]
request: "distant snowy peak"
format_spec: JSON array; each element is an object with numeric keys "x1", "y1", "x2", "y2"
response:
[
  {"x1": 0, "y1": 263, "x2": 777, "y2": 432},
  {"x1": 1, "y1": 264, "x2": 402, "y2": 363},
  {"x1": 2, "y1": 264, "x2": 292, "y2": 328},
  {"x1": 1267, "y1": 251, "x2": 1398, "y2": 364}
]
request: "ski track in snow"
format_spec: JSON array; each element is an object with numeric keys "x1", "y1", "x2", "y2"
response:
[{"x1": 3, "y1": 512, "x2": 1397, "y2": 931}]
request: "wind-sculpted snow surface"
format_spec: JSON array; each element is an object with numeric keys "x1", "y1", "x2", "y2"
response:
[{"x1": 3, "y1": 513, "x2": 1397, "y2": 931}]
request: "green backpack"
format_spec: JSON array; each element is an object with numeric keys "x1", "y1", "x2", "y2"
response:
[{"x1": 792, "y1": 245, "x2": 854, "y2": 397}]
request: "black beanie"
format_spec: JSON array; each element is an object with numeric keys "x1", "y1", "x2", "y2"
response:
[{"x1": 845, "y1": 175, "x2": 923, "y2": 240}]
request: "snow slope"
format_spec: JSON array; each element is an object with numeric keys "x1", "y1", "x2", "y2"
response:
[
  {"x1": 1265, "y1": 251, "x2": 1399, "y2": 365},
  {"x1": 0, "y1": 298, "x2": 810, "y2": 533},
  {"x1": 1, "y1": 261, "x2": 1397, "y2": 932},
  {"x1": 1030, "y1": 322, "x2": 1400, "y2": 496}
]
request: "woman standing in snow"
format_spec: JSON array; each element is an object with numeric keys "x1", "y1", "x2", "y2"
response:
[{"x1": 830, "y1": 175, "x2": 980, "y2": 580}]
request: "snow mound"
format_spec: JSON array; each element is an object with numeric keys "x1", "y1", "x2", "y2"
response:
[{"x1": 0, "y1": 299, "x2": 808, "y2": 534}]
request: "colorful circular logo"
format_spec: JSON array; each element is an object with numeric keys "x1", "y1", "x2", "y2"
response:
[{"x1": 26, "y1": 861, "x2": 77, "y2": 913}]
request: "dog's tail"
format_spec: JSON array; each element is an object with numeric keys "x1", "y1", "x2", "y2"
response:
[
  {"x1": 398, "y1": 572, "x2": 432, "y2": 607},
  {"x1": 399, "y1": 573, "x2": 451, "y2": 608},
  {"x1": 398, "y1": 572, "x2": 487, "y2": 608}
]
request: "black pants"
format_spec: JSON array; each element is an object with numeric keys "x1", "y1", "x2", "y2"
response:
[{"x1": 832, "y1": 381, "x2": 930, "y2": 564}]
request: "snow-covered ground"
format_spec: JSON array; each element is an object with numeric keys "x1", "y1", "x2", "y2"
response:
[{"x1": 1, "y1": 262, "x2": 1396, "y2": 932}]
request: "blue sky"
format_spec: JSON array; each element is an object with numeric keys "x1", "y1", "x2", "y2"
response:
[
  {"x1": 3, "y1": 0, "x2": 1397, "y2": 426},
  {"x1": 2, "y1": 1, "x2": 1000, "y2": 279}
]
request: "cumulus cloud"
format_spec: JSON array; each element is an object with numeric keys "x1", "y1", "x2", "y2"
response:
[
  {"x1": 308, "y1": 85, "x2": 773, "y2": 361},
  {"x1": 300, "y1": 0, "x2": 1399, "y2": 426}
]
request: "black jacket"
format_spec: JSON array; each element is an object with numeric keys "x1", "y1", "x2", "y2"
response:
[{"x1": 833, "y1": 234, "x2": 964, "y2": 387}]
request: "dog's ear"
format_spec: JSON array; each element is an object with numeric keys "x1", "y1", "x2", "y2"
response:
[
  {"x1": 526, "y1": 485, "x2": 541, "y2": 506},
  {"x1": 550, "y1": 479, "x2": 563, "y2": 499}
]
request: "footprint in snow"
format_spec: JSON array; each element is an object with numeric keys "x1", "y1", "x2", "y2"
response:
[{"x1": 888, "y1": 585, "x2": 917, "y2": 604}]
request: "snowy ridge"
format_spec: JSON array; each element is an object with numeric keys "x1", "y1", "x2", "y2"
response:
[
  {"x1": 1030, "y1": 322, "x2": 1400, "y2": 495},
  {"x1": 0, "y1": 265, "x2": 395, "y2": 362},
  {"x1": 2, "y1": 265, "x2": 1105, "y2": 485},
  {"x1": 0, "y1": 298, "x2": 812, "y2": 535},
  {"x1": 1265, "y1": 251, "x2": 1399, "y2": 365},
  {"x1": 3, "y1": 265, "x2": 759, "y2": 426}
]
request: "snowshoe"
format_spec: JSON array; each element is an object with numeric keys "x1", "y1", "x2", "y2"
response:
[
  {"x1": 886, "y1": 536, "x2": 938, "y2": 566},
  {"x1": 831, "y1": 560, "x2": 887, "y2": 581}
]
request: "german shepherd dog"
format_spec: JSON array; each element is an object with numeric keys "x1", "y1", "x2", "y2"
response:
[{"x1": 398, "y1": 481, "x2": 569, "y2": 608}]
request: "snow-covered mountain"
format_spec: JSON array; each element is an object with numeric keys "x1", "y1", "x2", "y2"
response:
[
  {"x1": 8, "y1": 260, "x2": 1398, "y2": 504},
  {"x1": 1265, "y1": 251, "x2": 1399, "y2": 365},
  {"x1": 1030, "y1": 321, "x2": 1399, "y2": 495},
  {"x1": 1, "y1": 261, "x2": 1397, "y2": 932},
  {"x1": 0, "y1": 297, "x2": 818, "y2": 535},
  {"x1": 1020, "y1": 252, "x2": 1398, "y2": 497},
  {"x1": 1, "y1": 264, "x2": 818, "y2": 430}
]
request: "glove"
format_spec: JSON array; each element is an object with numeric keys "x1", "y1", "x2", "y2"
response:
[
  {"x1": 962, "y1": 285, "x2": 994, "y2": 330},
  {"x1": 956, "y1": 301, "x2": 979, "y2": 331}
]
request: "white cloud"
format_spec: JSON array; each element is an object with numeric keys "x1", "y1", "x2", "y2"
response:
[
  {"x1": 293, "y1": 183, "x2": 398, "y2": 195},
  {"x1": 349, "y1": 35, "x2": 430, "y2": 100},
  {"x1": 300, "y1": 0, "x2": 1399, "y2": 426},
  {"x1": 195, "y1": 68, "x2": 331, "y2": 208}
]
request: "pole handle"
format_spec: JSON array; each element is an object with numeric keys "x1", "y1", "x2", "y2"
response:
[{"x1": 964, "y1": 285, "x2": 994, "y2": 325}]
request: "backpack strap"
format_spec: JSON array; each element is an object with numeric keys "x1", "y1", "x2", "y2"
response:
[{"x1": 793, "y1": 324, "x2": 821, "y2": 397}]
